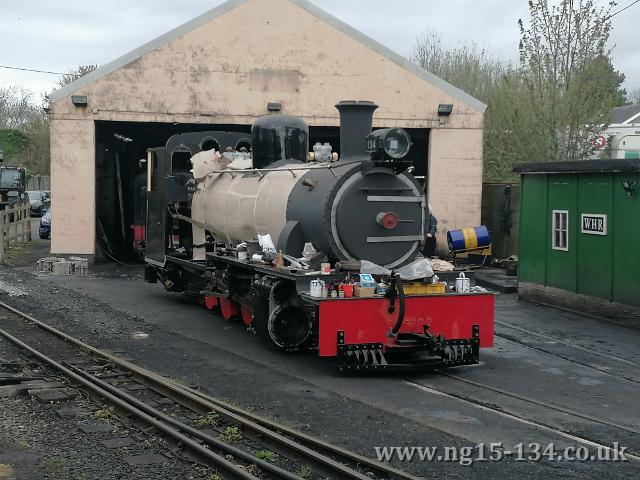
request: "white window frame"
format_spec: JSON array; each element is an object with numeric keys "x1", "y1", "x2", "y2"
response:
[{"x1": 552, "y1": 210, "x2": 569, "y2": 251}]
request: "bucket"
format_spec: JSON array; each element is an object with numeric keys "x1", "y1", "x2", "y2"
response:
[
  {"x1": 447, "y1": 225, "x2": 491, "y2": 251},
  {"x1": 342, "y1": 284, "x2": 354, "y2": 298},
  {"x1": 455, "y1": 272, "x2": 470, "y2": 293}
]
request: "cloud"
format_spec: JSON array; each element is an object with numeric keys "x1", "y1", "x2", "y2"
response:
[{"x1": 0, "y1": 0, "x2": 636, "y2": 96}]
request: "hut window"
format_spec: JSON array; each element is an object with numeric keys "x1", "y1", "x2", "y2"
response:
[{"x1": 552, "y1": 210, "x2": 569, "y2": 251}]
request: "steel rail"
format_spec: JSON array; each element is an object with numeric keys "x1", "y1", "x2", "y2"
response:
[
  {"x1": 404, "y1": 380, "x2": 640, "y2": 462},
  {"x1": 436, "y1": 371, "x2": 640, "y2": 435},
  {"x1": 495, "y1": 330, "x2": 640, "y2": 385},
  {"x1": 0, "y1": 329, "x2": 258, "y2": 480},
  {"x1": 0, "y1": 300, "x2": 416, "y2": 480},
  {"x1": 182, "y1": 386, "x2": 421, "y2": 480},
  {"x1": 495, "y1": 320, "x2": 640, "y2": 368},
  {"x1": 67, "y1": 364, "x2": 303, "y2": 480}
]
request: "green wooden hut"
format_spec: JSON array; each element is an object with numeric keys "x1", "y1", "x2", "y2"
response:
[{"x1": 514, "y1": 159, "x2": 640, "y2": 320}]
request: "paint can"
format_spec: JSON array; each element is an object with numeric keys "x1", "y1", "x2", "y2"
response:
[
  {"x1": 320, "y1": 263, "x2": 331, "y2": 275},
  {"x1": 455, "y1": 272, "x2": 470, "y2": 293}
]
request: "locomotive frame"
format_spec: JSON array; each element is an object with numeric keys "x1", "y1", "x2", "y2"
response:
[{"x1": 143, "y1": 102, "x2": 494, "y2": 372}]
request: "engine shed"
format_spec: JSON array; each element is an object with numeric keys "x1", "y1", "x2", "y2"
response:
[
  {"x1": 515, "y1": 159, "x2": 640, "y2": 323},
  {"x1": 49, "y1": 0, "x2": 485, "y2": 261}
]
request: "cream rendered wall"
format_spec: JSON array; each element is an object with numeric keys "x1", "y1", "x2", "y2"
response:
[
  {"x1": 49, "y1": 119, "x2": 95, "y2": 254},
  {"x1": 428, "y1": 128, "x2": 484, "y2": 251},
  {"x1": 50, "y1": 0, "x2": 484, "y2": 255}
]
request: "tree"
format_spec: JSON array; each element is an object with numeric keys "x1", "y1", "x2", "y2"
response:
[
  {"x1": 627, "y1": 87, "x2": 640, "y2": 104},
  {"x1": 0, "y1": 87, "x2": 49, "y2": 174},
  {"x1": 57, "y1": 64, "x2": 98, "y2": 88},
  {"x1": 21, "y1": 112, "x2": 50, "y2": 175},
  {"x1": 412, "y1": 30, "x2": 510, "y2": 103},
  {"x1": 518, "y1": 0, "x2": 625, "y2": 161},
  {"x1": 0, "y1": 87, "x2": 40, "y2": 129},
  {"x1": 412, "y1": 32, "x2": 527, "y2": 181},
  {"x1": 0, "y1": 65, "x2": 98, "y2": 175}
]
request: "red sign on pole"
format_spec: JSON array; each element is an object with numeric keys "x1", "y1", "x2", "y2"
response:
[{"x1": 592, "y1": 134, "x2": 607, "y2": 149}]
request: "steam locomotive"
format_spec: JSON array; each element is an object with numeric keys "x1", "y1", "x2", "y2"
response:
[{"x1": 144, "y1": 101, "x2": 494, "y2": 372}]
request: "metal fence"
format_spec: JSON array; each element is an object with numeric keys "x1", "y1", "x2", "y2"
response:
[{"x1": 0, "y1": 203, "x2": 31, "y2": 262}]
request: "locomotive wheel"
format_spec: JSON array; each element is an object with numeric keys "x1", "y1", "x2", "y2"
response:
[{"x1": 267, "y1": 306, "x2": 313, "y2": 352}]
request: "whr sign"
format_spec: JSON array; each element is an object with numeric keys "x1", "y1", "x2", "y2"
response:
[{"x1": 581, "y1": 214, "x2": 607, "y2": 235}]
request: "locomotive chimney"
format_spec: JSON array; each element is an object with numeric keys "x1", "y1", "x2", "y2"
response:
[{"x1": 335, "y1": 100, "x2": 378, "y2": 159}]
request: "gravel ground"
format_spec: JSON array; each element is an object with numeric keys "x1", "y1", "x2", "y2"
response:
[
  {"x1": 0, "y1": 396, "x2": 199, "y2": 480},
  {"x1": 0, "y1": 254, "x2": 637, "y2": 479},
  {"x1": 0, "y1": 335, "x2": 203, "y2": 480}
]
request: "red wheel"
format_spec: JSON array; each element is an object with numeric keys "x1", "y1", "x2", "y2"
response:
[
  {"x1": 204, "y1": 296, "x2": 219, "y2": 310},
  {"x1": 219, "y1": 298, "x2": 239, "y2": 320},
  {"x1": 240, "y1": 306, "x2": 253, "y2": 327}
]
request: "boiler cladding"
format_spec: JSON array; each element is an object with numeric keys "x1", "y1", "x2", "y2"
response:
[{"x1": 190, "y1": 101, "x2": 426, "y2": 268}]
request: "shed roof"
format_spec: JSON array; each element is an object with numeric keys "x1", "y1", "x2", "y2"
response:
[
  {"x1": 611, "y1": 104, "x2": 640, "y2": 124},
  {"x1": 49, "y1": 0, "x2": 486, "y2": 113},
  {"x1": 514, "y1": 159, "x2": 640, "y2": 174}
]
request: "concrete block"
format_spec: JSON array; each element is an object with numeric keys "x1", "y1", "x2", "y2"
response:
[
  {"x1": 123, "y1": 454, "x2": 167, "y2": 465},
  {"x1": 78, "y1": 423, "x2": 113, "y2": 433},
  {"x1": 101, "y1": 437, "x2": 136, "y2": 449}
]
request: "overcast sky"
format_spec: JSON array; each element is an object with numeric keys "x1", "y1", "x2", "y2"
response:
[{"x1": 1, "y1": 0, "x2": 638, "y2": 102}]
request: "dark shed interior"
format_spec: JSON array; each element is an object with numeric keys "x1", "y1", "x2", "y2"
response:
[{"x1": 95, "y1": 120, "x2": 429, "y2": 260}]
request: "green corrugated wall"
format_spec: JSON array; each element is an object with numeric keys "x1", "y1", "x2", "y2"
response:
[
  {"x1": 519, "y1": 176, "x2": 547, "y2": 284},
  {"x1": 612, "y1": 173, "x2": 640, "y2": 305},
  {"x1": 519, "y1": 171, "x2": 640, "y2": 307}
]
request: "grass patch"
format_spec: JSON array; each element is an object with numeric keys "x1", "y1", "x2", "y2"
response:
[
  {"x1": 255, "y1": 450, "x2": 279, "y2": 463},
  {"x1": 194, "y1": 411, "x2": 220, "y2": 427},
  {"x1": 219, "y1": 426, "x2": 242, "y2": 444},
  {"x1": 93, "y1": 406, "x2": 116, "y2": 420},
  {"x1": 298, "y1": 465, "x2": 313, "y2": 479},
  {"x1": 193, "y1": 465, "x2": 222, "y2": 480}
]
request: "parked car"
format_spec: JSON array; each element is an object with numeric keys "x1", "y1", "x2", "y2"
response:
[
  {"x1": 39, "y1": 208, "x2": 51, "y2": 239},
  {"x1": 26, "y1": 190, "x2": 50, "y2": 217}
]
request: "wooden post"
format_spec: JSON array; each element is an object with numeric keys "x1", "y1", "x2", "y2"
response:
[
  {"x1": 12, "y1": 206, "x2": 17, "y2": 247},
  {"x1": 26, "y1": 204, "x2": 32, "y2": 242},
  {"x1": 17, "y1": 204, "x2": 23, "y2": 244},
  {"x1": 0, "y1": 209, "x2": 5, "y2": 263},
  {"x1": 21, "y1": 204, "x2": 26, "y2": 243},
  {"x1": 8, "y1": 207, "x2": 14, "y2": 248},
  {"x1": 21, "y1": 205, "x2": 25, "y2": 243}
]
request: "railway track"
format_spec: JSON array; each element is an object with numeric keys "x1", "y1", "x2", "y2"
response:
[
  {"x1": 0, "y1": 300, "x2": 419, "y2": 480},
  {"x1": 403, "y1": 371, "x2": 640, "y2": 462},
  {"x1": 495, "y1": 320, "x2": 640, "y2": 384},
  {"x1": 400, "y1": 320, "x2": 640, "y2": 462}
]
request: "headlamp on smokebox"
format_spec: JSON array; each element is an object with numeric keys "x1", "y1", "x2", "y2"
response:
[{"x1": 365, "y1": 128, "x2": 413, "y2": 173}]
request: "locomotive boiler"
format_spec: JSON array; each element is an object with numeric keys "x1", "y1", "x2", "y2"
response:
[
  {"x1": 189, "y1": 101, "x2": 425, "y2": 268},
  {"x1": 143, "y1": 100, "x2": 494, "y2": 372}
]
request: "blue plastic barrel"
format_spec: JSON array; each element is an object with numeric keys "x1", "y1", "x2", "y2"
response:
[{"x1": 447, "y1": 225, "x2": 491, "y2": 251}]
